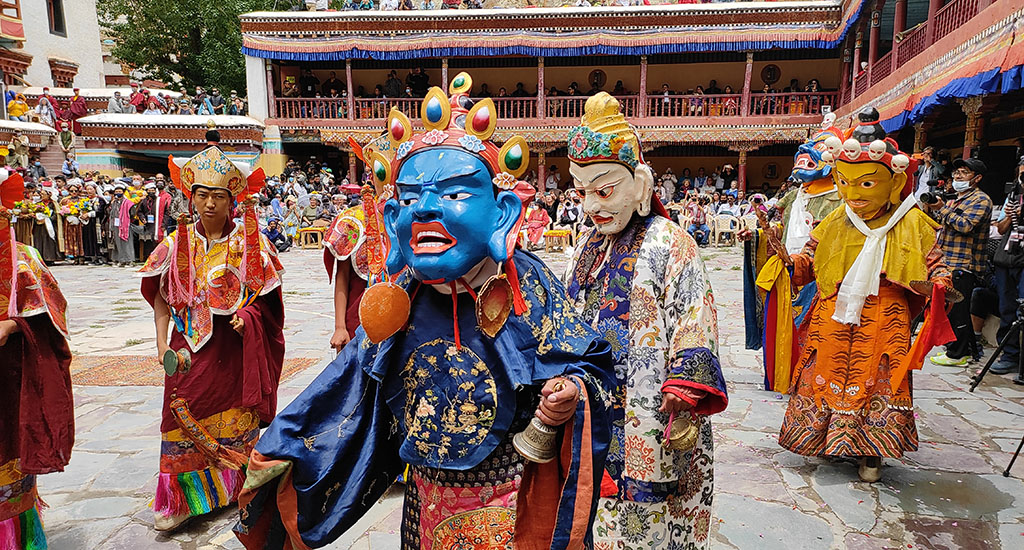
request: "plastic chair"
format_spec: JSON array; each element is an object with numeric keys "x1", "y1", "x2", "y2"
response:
[{"x1": 712, "y1": 215, "x2": 741, "y2": 247}]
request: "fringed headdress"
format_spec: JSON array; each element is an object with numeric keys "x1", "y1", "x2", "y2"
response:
[{"x1": 165, "y1": 146, "x2": 266, "y2": 310}]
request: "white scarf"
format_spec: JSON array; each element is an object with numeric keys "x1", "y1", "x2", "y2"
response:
[
  {"x1": 785, "y1": 185, "x2": 837, "y2": 254},
  {"x1": 832, "y1": 194, "x2": 919, "y2": 325}
]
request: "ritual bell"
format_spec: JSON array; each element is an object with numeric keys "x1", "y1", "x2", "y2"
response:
[
  {"x1": 513, "y1": 417, "x2": 559, "y2": 464},
  {"x1": 664, "y1": 413, "x2": 699, "y2": 452},
  {"x1": 163, "y1": 348, "x2": 192, "y2": 376}
]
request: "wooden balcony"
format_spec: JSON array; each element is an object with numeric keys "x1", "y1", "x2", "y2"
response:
[
  {"x1": 934, "y1": 0, "x2": 980, "y2": 43},
  {"x1": 270, "y1": 91, "x2": 838, "y2": 130},
  {"x1": 848, "y1": 0, "x2": 988, "y2": 103}
]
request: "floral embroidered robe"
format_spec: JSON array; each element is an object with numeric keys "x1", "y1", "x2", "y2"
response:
[{"x1": 567, "y1": 214, "x2": 728, "y2": 550}]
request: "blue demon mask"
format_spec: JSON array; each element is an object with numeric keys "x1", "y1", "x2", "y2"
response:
[
  {"x1": 789, "y1": 129, "x2": 841, "y2": 185},
  {"x1": 382, "y1": 147, "x2": 522, "y2": 283}
]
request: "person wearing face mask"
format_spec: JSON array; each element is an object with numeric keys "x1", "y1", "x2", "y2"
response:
[
  {"x1": 924, "y1": 157, "x2": 993, "y2": 367},
  {"x1": 29, "y1": 158, "x2": 47, "y2": 182}
]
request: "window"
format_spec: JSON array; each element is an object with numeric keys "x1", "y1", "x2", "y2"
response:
[
  {"x1": 46, "y1": 0, "x2": 65, "y2": 36},
  {"x1": 0, "y1": 1, "x2": 22, "y2": 20}
]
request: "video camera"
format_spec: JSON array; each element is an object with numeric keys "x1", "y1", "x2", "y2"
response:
[{"x1": 919, "y1": 189, "x2": 957, "y2": 205}]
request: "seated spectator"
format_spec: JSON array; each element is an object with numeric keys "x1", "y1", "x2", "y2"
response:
[
  {"x1": 107, "y1": 91, "x2": 127, "y2": 114},
  {"x1": 301, "y1": 196, "x2": 320, "y2": 227},
  {"x1": 510, "y1": 82, "x2": 532, "y2": 97},
  {"x1": 555, "y1": 192, "x2": 582, "y2": 231},
  {"x1": 263, "y1": 218, "x2": 291, "y2": 252},
  {"x1": 717, "y1": 195, "x2": 742, "y2": 217},
  {"x1": 35, "y1": 97, "x2": 58, "y2": 127},
  {"x1": 143, "y1": 98, "x2": 163, "y2": 115},
  {"x1": 7, "y1": 93, "x2": 30, "y2": 121},
  {"x1": 722, "y1": 86, "x2": 739, "y2": 115},
  {"x1": 687, "y1": 196, "x2": 710, "y2": 246},
  {"x1": 725, "y1": 181, "x2": 740, "y2": 199},
  {"x1": 755, "y1": 84, "x2": 776, "y2": 115}
]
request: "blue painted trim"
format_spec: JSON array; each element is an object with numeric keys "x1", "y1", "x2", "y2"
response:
[{"x1": 879, "y1": 63, "x2": 1024, "y2": 133}]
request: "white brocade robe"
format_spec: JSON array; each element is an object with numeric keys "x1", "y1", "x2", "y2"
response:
[{"x1": 566, "y1": 216, "x2": 726, "y2": 550}]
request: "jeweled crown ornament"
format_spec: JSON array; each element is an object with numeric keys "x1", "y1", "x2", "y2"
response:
[
  {"x1": 359, "y1": 72, "x2": 534, "y2": 345},
  {"x1": 567, "y1": 92, "x2": 643, "y2": 171}
]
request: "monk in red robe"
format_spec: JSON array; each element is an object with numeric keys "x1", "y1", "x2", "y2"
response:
[
  {"x1": 0, "y1": 168, "x2": 74, "y2": 549},
  {"x1": 140, "y1": 146, "x2": 285, "y2": 531},
  {"x1": 66, "y1": 87, "x2": 88, "y2": 134}
]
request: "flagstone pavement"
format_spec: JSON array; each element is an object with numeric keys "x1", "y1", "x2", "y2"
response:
[{"x1": 39, "y1": 245, "x2": 1024, "y2": 550}]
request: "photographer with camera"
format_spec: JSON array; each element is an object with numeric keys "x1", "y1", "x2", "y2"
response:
[
  {"x1": 989, "y1": 158, "x2": 1024, "y2": 375},
  {"x1": 923, "y1": 158, "x2": 993, "y2": 367}
]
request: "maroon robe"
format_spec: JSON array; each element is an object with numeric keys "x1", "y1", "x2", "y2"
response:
[
  {"x1": 67, "y1": 95, "x2": 88, "y2": 134},
  {"x1": 0, "y1": 315, "x2": 74, "y2": 475},
  {"x1": 142, "y1": 275, "x2": 286, "y2": 433}
]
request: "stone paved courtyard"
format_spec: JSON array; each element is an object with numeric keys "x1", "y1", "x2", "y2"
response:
[{"x1": 38, "y1": 245, "x2": 1024, "y2": 549}]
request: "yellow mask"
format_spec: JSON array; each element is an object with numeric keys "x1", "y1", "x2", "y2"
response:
[{"x1": 833, "y1": 161, "x2": 905, "y2": 220}]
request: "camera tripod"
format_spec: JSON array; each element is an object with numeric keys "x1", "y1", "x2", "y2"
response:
[{"x1": 969, "y1": 302, "x2": 1024, "y2": 477}]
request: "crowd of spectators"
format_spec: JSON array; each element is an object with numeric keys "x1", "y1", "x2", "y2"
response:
[
  {"x1": 2, "y1": 148, "x2": 359, "y2": 264},
  {"x1": 105, "y1": 83, "x2": 249, "y2": 116},
  {"x1": 519, "y1": 162, "x2": 771, "y2": 249}
]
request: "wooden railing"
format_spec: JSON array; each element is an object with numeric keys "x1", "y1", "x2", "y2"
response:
[
  {"x1": 275, "y1": 97, "x2": 350, "y2": 119},
  {"x1": 645, "y1": 94, "x2": 742, "y2": 118},
  {"x1": 871, "y1": 51, "x2": 893, "y2": 86},
  {"x1": 749, "y1": 92, "x2": 837, "y2": 116},
  {"x1": 491, "y1": 97, "x2": 538, "y2": 119},
  {"x1": 934, "y1": 0, "x2": 980, "y2": 43},
  {"x1": 895, "y1": 24, "x2": 930, "y2": 70},
  {"x1": 273, "y1": 91, "x2": 836, "y2": 122},
  {"x1": 854, "y1": 76, "x2": 869, "y2": 98}
]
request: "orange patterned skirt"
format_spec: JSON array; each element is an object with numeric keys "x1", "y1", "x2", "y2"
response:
[{"x1": 779, "y1": 283, "x2": 918, "y2": 458}]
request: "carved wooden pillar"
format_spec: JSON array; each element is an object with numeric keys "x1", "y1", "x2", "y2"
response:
[
  {"x1": 348, "y1": 148, "x2": 358, "y2": 184},
  {"x1": 959, "y1": 96, "x2": 986, "y2": 159},
  {"x1": 926, "y1": 0, "x2": 943, "y2": 47},
  {"x1": 852, "y1": 27, "x2": 864, "y2": 96},
  {"x1": 537, "y1": 149, "x2": 546, "y2": 188},
  {"x1": 537, "y1": 57, "x2": 545, "y2": 119},
  {"x1": 345, "y1": 59, "x2": 355, "y2": 121},
  {"x1": 738, "y1": 150, "x2": 749, "y2": 192},
  {"x1": 639, "y1": 55, "x2": 648, "y2": 118},
  {"x1": 867, "y1": 1, "x2": 885, "y2": 83},
  {"x1": 441, "y1": 58, "x2": 449, "y2": 91},
  {"x1": 740, "y1": 52, "x2": 754, "y2": 116},
  {"x1": 840, "y1": 41, "x2": 852, "y2": 103},
  {"x1": 913, "y1": 121, "x2": 932, "y2": 153},
  {"x1": 729, "y1": 143, "x2": 760, "y2": 192},
  {"x1": 266, "y1": 63, "x2": 276, "y2": 119}
]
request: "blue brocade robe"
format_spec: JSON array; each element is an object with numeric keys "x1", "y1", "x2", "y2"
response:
[{"x1": 236, "y1": 250, "x2": 616, "y2": 550}]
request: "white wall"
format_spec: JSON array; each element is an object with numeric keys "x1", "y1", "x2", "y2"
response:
[
  {"x1": 246, "y1": 55, "x2": 269, "y2": 120},
  {"x1": 20, "y1": 0, "x2": 105, "y2": 88}
]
